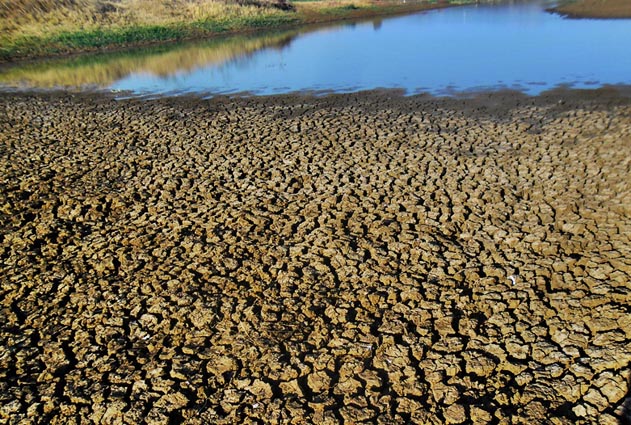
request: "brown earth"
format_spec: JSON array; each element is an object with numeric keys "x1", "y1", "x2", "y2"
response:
[
  {"x1": 1, "y1": 89, "x2": 631, "y2": 424},
  {"x1": 551, "y1": 0, "x2": 631, "y2": 19}
]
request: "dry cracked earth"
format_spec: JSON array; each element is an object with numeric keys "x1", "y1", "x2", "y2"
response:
[{"x1": 1, "y1": 90, "x2": 631, "y2": 424}]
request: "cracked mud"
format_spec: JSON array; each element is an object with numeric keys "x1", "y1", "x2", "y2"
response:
[{"x1": 1, "y1": 90, "x2": 631, "y2": 424}]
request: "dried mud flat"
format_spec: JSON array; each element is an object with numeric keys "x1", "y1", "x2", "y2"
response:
[{"x1": 1, "y1": 90, "x2": 631, "y2": 424}]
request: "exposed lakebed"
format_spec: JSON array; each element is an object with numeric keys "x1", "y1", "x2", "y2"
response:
[
  {"x1": 2, "y1": 88, "x2": 631, "y2": 423},
  {"x1": 1, "y1": 0, "x2": 631, "y2": 97},
  {"x1": 3, "y1": 2, "x2": 631, "y2": 422}
]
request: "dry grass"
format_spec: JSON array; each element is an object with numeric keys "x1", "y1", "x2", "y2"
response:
[
  {"x1": 0, "y1": 0, "x2": 288, "y2": 39},
  {"x1": 553, "y1": 0, "x2": 631, "y2": 18}
]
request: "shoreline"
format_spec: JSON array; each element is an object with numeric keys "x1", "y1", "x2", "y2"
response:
[
  {"x1": 0, "y1": 1, "x2": 463, "y2": 64},
  {"x1": 4, "y1": 83, "x2": 631, "y2": 105},
  {"x1": 1, "y1": 89, "x2": 630, "y2": 423},
  {"x1": 549, "y1": 0, "x2": 631, "y2": 19}
]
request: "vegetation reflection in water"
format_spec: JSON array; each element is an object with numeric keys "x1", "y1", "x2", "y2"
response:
[
  {"x1": 2, "y1": 1, "x2": 631, "y2": 96},
  {"x1": 0, "y1": 29, "x2": 301, "y2": 89}
]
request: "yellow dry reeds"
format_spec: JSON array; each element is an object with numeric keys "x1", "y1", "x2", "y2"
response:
[{"x1": 0, "y1": 0, "x2": 285, "y2": 39}]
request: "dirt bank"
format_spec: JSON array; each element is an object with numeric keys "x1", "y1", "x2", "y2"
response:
[
  {"x1": 1, "y1": 89, "x2": 631, "y2": 423},
  {"x1": 551, "y1": 0, "x2": 631, "y2": 19}
]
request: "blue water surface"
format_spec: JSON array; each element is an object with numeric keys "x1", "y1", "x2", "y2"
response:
[{"x1": 4, "y1": 0, "x2": 631, "y2": 96}]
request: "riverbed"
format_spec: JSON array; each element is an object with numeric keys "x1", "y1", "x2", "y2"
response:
[{"x1": 1, "y1": 89, "x2": 630, "y2": 423}]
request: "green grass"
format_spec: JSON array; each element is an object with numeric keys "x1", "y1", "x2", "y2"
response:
[
  {"x1": 0, "y1": 0, "x2": 298, "y2": 61},
  {"x1": 0, "y1": 14, "x2": 299, "y2": 61}
]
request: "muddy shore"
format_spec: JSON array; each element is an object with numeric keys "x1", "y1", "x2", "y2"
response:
[
  {"x1": 550, "y1": 0, "x2": 631, "y2": 19},
  {"x1": 1, "y1": 89, "x2": 631, "y2": 423}
]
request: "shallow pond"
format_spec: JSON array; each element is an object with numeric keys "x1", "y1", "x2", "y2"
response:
[{"x1": 2, "y1": 0, "x2": 631, "y2": 96}]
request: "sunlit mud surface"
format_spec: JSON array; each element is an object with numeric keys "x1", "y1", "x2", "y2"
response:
[{"x1": 1, "y1": 90, "x2": 630, "y2": 423}]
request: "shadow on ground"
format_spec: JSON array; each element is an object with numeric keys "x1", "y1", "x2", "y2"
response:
[{"x1": 620, "y1": 372, "x2": 631, "y2": 425}]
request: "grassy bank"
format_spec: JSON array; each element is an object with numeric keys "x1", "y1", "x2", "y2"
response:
[
  {"x1": 551, "y1": 0, "x2": 631, "y2": 19},
  {"x1": 0, "y1": 0, "x2": 473, "y2": 62}
]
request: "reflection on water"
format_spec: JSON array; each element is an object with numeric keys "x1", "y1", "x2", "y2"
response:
[
  {"x1": 1, "y1": 0, "x2": 631, "y2": 96},
  {"x1": 0, "y1": 30, "x2": 301, "y2": 89}
]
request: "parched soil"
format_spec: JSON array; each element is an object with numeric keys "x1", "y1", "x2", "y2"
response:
[
  {"x1": 551, "y1": 0, "x2": 631, "y2": 19},
  {"x1": 1, "y1": 90, "x2": 631, "y2": 424}
]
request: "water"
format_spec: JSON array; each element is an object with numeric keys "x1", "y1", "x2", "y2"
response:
[{"x1": 2, "y1": 0, "x2": 631, "y2": 96}]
